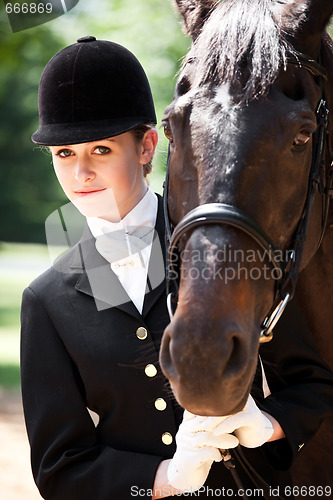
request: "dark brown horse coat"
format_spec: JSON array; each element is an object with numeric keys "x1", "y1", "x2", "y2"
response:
[
  {"x1": 21, "y1": 196, "x2": 333, "y2": 499},
  {"x1": 160, "y1": 0, "x2": 333, "y2": 494}
]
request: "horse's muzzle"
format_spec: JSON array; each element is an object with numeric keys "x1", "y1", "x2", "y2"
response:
[{"x1": 160, "y1": 314, "x2": 257, "y2": 416}]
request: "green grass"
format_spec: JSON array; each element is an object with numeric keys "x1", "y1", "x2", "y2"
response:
[{"x1": 0, "y1": 242, "x2": 50, "y2": 388}]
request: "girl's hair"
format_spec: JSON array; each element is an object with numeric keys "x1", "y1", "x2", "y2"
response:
[{"x1": 130, "y1": 123, "x2": 156, "y2": 177}]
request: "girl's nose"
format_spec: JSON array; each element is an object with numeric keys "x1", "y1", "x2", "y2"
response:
[{"x1": 74, "y1": 161, "x2": 96, "y2": 183}]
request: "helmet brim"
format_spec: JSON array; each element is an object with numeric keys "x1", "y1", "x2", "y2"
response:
[{"x1": 31, "y1": 116, "x2": 156, "y2": 146}]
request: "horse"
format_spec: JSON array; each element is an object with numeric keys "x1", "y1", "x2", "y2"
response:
[{"x1": 160, "y1": 0, "x2": 333, "y2": 492}]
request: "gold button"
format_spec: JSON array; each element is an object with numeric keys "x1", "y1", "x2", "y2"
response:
[
  {"x1": 155, "y1": 398, "x2": 167, "y2": 411},
  {"x1": 162, "y1": 432, "x2": 173, "y2": 445},
  {"x1": 145, "y1": 364, "x2": 157, "y2": 377},
  {"x1": 136, "y1": 327, "x2": 148, "y2": 340}
]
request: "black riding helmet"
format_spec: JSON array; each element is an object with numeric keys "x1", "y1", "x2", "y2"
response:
[{"x1": 32, "y1": 36, "x2": 156, "y2": 146}]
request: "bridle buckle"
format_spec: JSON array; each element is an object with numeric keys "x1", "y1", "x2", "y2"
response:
[{"x1": 260, "y1": 293, "x2": 290, "y2": 343}]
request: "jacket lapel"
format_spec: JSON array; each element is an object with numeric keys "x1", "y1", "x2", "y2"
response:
[
  {"x1": 142, "y1": 195, "x2": 167, "y2": 317},
  {"x1": 72, "y1": 225, "x2": 141, "y2": 319}
]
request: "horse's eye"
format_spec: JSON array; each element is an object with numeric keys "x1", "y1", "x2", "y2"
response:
[
  {"x1": 163, "y1": 121, "x2": 173, "y2": 141},
  {"x1": 293, "y1": 130, "x2": 312, "y2": 147}
]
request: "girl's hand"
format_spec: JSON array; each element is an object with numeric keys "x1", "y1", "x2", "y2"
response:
[
  {"x1": 152, "y1": 460, "x2": 176, "y2": 499},
  {"x1": 167, "y1": 411, "x2": 239, "y2": 493},
  {"x1": 212, "y1": 395, "x2": 274, "y2": 448},
  {"x1": 152, "y1": 399, "x2": 284, "y2": 498}
]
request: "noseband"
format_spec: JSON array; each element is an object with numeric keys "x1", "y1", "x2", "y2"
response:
[{"x1": 164, "y1": 49, "x2": 333, "y2": 343}]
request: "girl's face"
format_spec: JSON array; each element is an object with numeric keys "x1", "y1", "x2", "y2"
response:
[{"x1": 49, "y1": 130, "x2": 157, "y2": 222}]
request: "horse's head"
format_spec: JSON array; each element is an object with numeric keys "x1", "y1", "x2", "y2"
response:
[{"x1": 160, "y1": 0, "x2": 333, "y2": 415}]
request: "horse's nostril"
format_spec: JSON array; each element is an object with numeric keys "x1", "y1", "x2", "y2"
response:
[{"x1": 160, "y1": 322, "x2": 252, "y2": 415}]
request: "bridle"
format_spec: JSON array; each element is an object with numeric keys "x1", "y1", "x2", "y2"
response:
[{"x1": 163, "y1": 49, "x2": 333, "y2": 344}]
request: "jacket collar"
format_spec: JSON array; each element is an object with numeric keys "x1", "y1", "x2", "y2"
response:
[{"x1": 72, "y1": 194, "x2": 166, "y2": 320}]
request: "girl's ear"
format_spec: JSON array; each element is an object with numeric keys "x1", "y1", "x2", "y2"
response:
[
  {"x1": 171, "y1": 0, "x2": 217, "y2": 40},
  {"x1": 139, "y1": 129, "x2": 158, "y2": 164}
]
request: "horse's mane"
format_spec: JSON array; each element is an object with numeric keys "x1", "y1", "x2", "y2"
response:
[{"x1": 190, "y1": 0, "x2": 308, "y2": 102}]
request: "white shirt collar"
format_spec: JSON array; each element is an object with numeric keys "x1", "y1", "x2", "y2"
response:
[{"x1": 86, "y1": 187, "x2": 159, "y2": 315}]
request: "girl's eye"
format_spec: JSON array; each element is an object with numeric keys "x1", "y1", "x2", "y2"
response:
[
  {"x1": 94, "y1": 146, "x2": 111, "y2": 155},
  {"x1": 293, "y1": 130, "x2": 312, "y2": 147},
  {"x1": 56, "y1": 149, "x2": 74, "y2": 158}
]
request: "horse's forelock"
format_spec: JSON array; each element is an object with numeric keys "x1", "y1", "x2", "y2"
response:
[{"x1": 189, "y1": 0, "x2": 307, "y2": 102}]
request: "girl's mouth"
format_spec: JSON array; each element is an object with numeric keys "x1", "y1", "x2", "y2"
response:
[{"x1": 74, "y1": 188, "x2": 107, "y2": 197}]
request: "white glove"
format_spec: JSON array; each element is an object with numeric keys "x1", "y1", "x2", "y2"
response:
[
  {"x1": 167, "y1": 410, "x2": 239, "y2": 492},
  {"x1": 213, "y1": 395, "x2": 274, "y2": 448}
]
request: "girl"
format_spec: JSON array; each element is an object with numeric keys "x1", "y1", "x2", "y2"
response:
[{"x1": 21, "y1": 36, "x2": 333, "y2": 500}]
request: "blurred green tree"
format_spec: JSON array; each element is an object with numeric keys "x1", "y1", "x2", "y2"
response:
[
  {"x1": 0, "y1": 0, "x2": 189, "y2": 243},
  {"x1": 0, "y1": 20, "x2": 67, "y2": 242}
]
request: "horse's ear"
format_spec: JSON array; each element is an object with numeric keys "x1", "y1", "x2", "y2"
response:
[
  {"x1": 171, "y1": 0, "x2": 217, "y2": 40},
  {"x1": 300, "y1": 0, "x2": 333, "y2": 35},
  {"x1": 276, "y1": 0, "x2": 333, "y2": 55}
]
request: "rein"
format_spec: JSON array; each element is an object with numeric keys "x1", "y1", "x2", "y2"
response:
[{"x1": 163, "y1": 49, "x2": 332, "y2": 344}]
